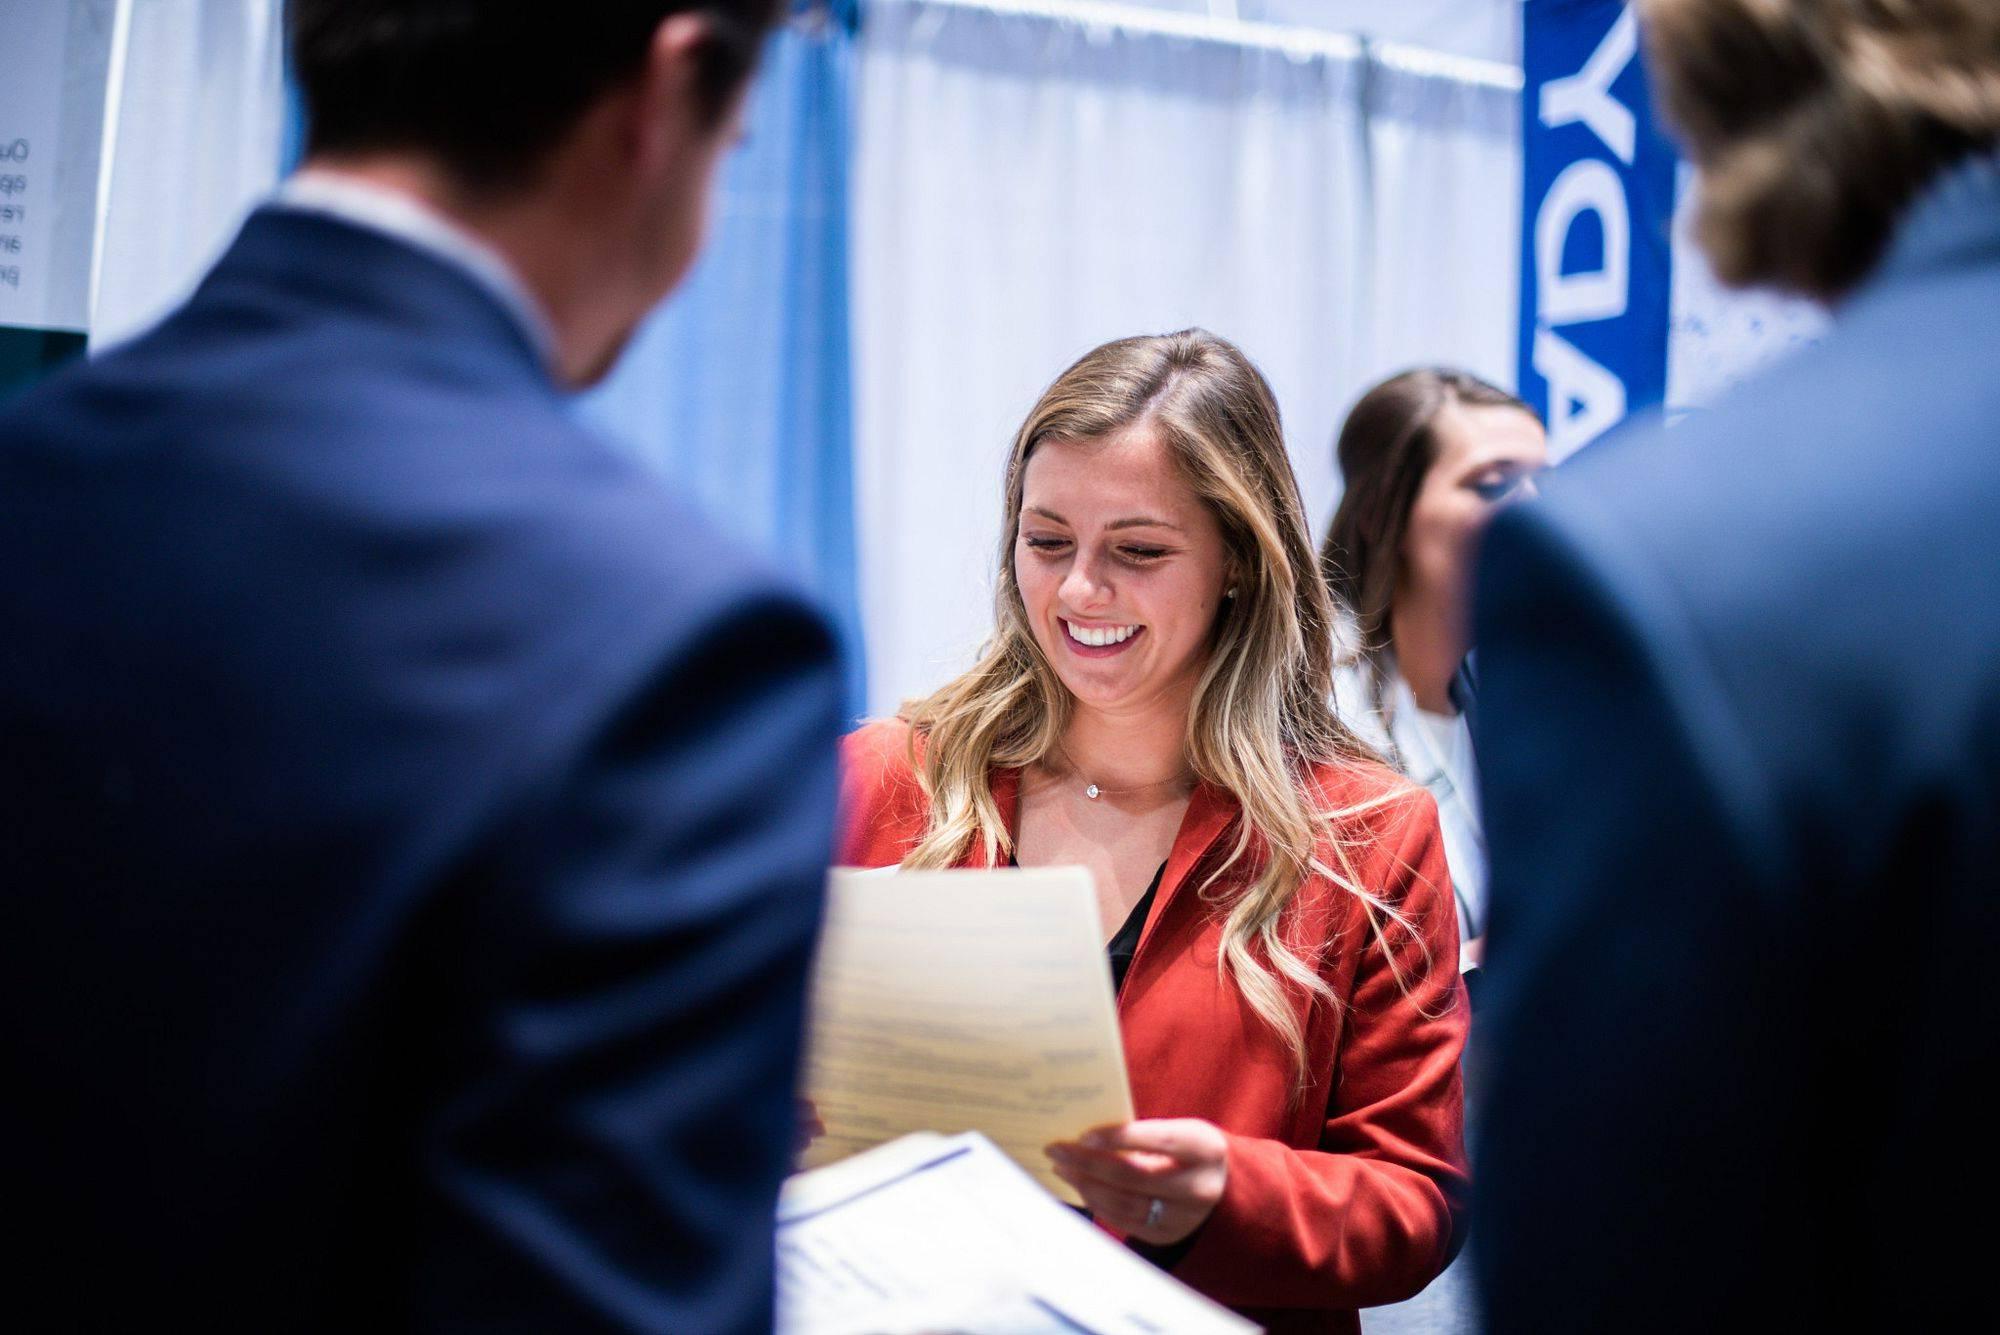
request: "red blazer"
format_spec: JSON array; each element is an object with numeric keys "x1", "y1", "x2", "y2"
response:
[{"x1": 837, "y1": 719, "x2": 1469, "y2": 1334}]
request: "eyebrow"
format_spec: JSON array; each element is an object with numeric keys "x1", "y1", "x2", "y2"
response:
[
  {"x1": 1458, "y1": 453, "x2": 1545, "y2": 475},
  {"x1": 1025, "y1": 506, "x2": 1185, "y2": 533}
]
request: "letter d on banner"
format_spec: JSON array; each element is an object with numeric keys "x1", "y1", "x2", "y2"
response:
[{"x1": 1518, "y1": 0, "x2": 1677, "y2": 461}]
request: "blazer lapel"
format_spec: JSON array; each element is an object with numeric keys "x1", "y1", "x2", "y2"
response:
[
  {"x1": 963, "y1": 765, "x2": 1237, "y2": 962},
  {"x1": 1135, "y1": 781, "x2": 1239, "y2": 959},
  {"x1": 199, "y1": 208, "x2": 554, "y2": 392}
]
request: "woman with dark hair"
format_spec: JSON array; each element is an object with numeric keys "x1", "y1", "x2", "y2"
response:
[
  {"x1": 1320, "y1": 369, "x2": 1546, "y2": 969},
  {"x1": 1319, "y1": 370, "x2": 1542, "y2": 1335}
]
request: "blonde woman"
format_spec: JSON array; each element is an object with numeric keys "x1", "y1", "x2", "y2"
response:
[{"x1": 840, "y1": 331, "x2": 1468, "y2": 1332}]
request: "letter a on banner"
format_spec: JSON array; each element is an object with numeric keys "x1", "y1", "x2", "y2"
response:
[{"x1": 1518, "y1": 0, "x2": 1677, "y2": 461}]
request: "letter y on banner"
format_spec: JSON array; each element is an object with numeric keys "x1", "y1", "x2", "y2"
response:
[{"x1": 1518, "y1": 0, "x2": 1677, "y2": 461}]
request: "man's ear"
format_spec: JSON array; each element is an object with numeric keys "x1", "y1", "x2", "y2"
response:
[{"x1": 628, "y1": 12, "x2": 716, "y2": 173}]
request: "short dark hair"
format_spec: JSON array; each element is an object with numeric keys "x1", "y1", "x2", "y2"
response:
[
  {"x1": 1638, "y1": 0, "x2": 2000, "y2": 300},
  {"x1": 290, "y1": 1, "x2": 785, "y2": 191}
]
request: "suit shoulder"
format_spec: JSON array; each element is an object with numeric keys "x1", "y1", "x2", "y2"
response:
[
  {"x1": 1533, "y1": 272, "x2": 2000, "y2": 616},
  {"x1": 1478, "y1": 287, "x2": 2000, "y2": 888},
  {"x1": 485, "y1": 423, "x2": 829, "y2": 650}
]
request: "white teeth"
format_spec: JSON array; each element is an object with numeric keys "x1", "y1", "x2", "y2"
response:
[{"x1": 1063, "y1": 619, "x2": 1138, "y2": 647}]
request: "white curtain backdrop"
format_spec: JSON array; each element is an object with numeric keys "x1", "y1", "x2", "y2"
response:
[
  {"x1": 90, "y1": 0, "x2": 285, "y2": 348},
  {"x1": 1357, "y1": 48, "x2": 1520, "y2": 390},
  {"x1": 1107, "y1": 2, "x2": 1520, "y2": 64},
  {"x1": 852, "y1": 0, "x2": 1522, "y2": 715}
]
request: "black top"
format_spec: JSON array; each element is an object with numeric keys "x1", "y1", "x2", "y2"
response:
[
  {"x1": 1046, "y1": 858, "x2": 1191, "y2": 1262},
  {"x1": 1005, "y1": 858, "x2": 1166, "y2": 995},
  {"x1": 1106, "y1": 863, "x2": 1197, "y2": 1269},
  {"x1": 1106, "y1": 862, "x2": 1168, "y2": 995}
]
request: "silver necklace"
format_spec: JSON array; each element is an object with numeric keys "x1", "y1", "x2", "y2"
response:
[{"x1": 1055, "y1": 744, "x2": 1192, "y2": 801}]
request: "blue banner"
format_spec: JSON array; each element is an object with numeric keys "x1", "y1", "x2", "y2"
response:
[{"x1": 1518, "y1": 0, "x2": 1677, "y2": 458}]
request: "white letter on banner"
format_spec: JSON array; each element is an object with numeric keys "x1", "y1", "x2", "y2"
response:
[
  {"x1": 1534, "y1": 327, "x2": 1628, "y2": 461},
  {"x1": 1536, "y1": 158, "x2": 1630, "y2": 325},
  {"x1": 1539, "y1": 5, "x2": 1638, "y2": 164}
]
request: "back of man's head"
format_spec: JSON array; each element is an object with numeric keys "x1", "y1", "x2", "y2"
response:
[
  {"x1": 290, "y1": 1, "x2": 786, "y2": 194},
  {"x1": 1638, "y1": 0, "x2": 2000, "y2": 301}
]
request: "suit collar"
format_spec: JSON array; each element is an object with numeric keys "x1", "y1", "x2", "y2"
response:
[
  {"x1": 1139, "y1": 780, "x2": 1239, "y2": 957},
  {"x1": 275, "y1": 172, "x2": 556, "y2": 370},
  {"x1": 194, "y1": 207, "x2": 556, "y2": 391},
  {"x1": 1872, "y1": 147, "x2": 2000, "y2": 289}
]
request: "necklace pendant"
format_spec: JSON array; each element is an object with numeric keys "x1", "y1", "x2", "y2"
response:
[{"x1": 1085, "y1": 784, "x2": 1101, "y2": 800}]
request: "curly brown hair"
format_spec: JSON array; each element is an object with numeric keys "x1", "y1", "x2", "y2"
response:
[{"x1": 1637, "y1": 0, "x2": 2000, "y2": 300}]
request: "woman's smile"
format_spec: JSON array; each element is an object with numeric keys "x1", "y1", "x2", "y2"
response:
[
  {"x1": 1061, "y1": 618, "x2": 1145, "y2": 657},
  {"x1": 1014, "y1": 425, "x2": 1228, "y2": 711}
]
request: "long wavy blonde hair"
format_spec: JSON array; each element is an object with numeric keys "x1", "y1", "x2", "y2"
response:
[{"x1": 898, "y1": 330, "x2": 1425, "y2": 1086}]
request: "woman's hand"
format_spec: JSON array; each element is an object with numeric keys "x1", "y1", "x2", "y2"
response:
[{"x1": 1045, "y1": 1118, "x2": 1230, "y2": 1245}]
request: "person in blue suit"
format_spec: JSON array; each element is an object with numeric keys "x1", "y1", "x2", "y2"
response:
[
  {"x1": 0, "y1": 3, "x2": 841, "y2": 1330},
  {"x1": 1472, "y1": 2, "x2": 2000, "y2": 1331}
]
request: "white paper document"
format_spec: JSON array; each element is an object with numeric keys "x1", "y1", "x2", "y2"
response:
[
  {"x1": 801, "y1": 867, "x2": 1135, "y2": 1202},
  {"x1": 777, "y1": 1131, "x2": 1258, "y2": 1335}
]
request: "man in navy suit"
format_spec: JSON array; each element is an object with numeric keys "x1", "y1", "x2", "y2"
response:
[
  {"x1": 0, "y1": 3, "x2": 841, "y2": 1330},
  {"x1": 1472, "y1": 2, "x2": 2000, "y2": 1330}
]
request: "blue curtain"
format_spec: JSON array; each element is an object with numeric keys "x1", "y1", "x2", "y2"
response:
[{"x1": 579, "y1": 2, "x2": 864, "y2": 714}]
